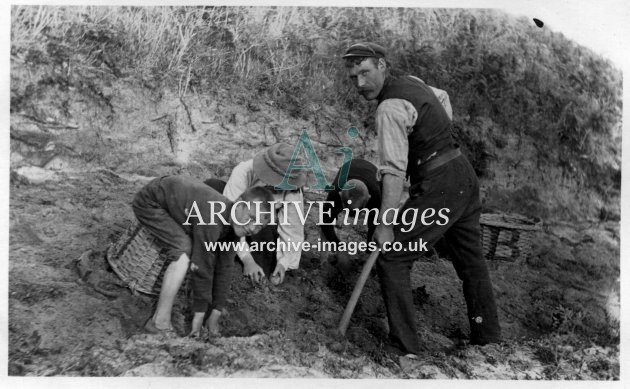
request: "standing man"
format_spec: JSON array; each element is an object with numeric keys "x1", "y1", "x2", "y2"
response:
[{"x1": 342, "y1": 42, "x2": 501, "y2": 355}]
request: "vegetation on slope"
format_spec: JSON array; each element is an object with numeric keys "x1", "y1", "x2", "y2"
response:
[{"x1": 11, "y1": 5, "x2": 622, "y2": 220}]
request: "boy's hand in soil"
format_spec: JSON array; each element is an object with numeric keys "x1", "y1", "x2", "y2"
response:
[
  {"x1": 270, "y1": 263, "x2": 286, "y2": 285},
  {"x1": 242, "y1": 255, "x2": 265, "y2": 283}
]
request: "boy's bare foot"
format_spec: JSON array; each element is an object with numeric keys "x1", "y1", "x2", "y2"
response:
[
  {"x1": 188, "y1": 329, "x2": 203, "y2": 339},
  {"x1": 207, "y1": 326, "x2": 221, "y2": 338},
  {"x1": 144, "y1": 318, "x2": 178, "y2": 336}
]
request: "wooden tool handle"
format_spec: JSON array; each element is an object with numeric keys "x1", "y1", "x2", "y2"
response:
[{"x1": 338, "y1": 249, "x2": 380, "y2": 336}]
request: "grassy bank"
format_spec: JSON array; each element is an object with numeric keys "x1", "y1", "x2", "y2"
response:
[{"x1": 11, "y1": 5, "x2": 622, "y2": 221}]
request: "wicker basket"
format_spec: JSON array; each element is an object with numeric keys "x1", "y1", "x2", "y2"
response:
[
  {"x1": 480, "y1": 213, "x2": 542, "y2": 262},
  {"x1": 106, "y1": 220, "x2": 171, "y2": 295}
]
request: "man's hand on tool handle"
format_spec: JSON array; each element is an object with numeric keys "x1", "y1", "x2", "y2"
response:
[{"x1": 373, "y1": 224, "x2": 395, "y2": 247}]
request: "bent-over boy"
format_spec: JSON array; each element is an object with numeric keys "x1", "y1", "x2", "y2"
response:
[{"x1": 132, "y1": 175, "x2": 274, "y2": 337}]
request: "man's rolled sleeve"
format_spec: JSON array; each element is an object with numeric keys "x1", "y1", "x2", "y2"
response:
[{"x1": 376, "y1": 99, "x2": 417, "y2": 180}]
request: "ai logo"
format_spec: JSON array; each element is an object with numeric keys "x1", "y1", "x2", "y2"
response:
[{"x1": 275, "y1": 127, "x2": 359, "y2": 191}]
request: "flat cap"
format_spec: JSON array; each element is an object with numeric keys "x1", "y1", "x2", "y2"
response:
[{"x1": 342, "y1": 42, "x2": 387, "y2": 59}]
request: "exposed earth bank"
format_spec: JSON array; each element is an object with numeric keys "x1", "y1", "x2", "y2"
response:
[{"x1": 9, "y1": 83, "x2": 620, "y2": 377}]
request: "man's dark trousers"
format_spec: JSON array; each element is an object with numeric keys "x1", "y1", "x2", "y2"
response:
[{"x1": 377, "y1": 154, "x2": 500, "y2": 354}]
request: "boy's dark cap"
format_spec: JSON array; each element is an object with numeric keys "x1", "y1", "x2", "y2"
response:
[
  {"x1": 253, "y1": 143, "x2": 307, "y2": 188},
  {"x1": 342, "y1": 42, "x2": 387, "y2": 59}
]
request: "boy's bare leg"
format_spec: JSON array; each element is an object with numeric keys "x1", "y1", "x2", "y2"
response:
[
  {"x1": 206, "y1": 309, "x2": 222, "y2": 336},
  {"x1": 152, "y1": 253, "x2": 190, "y2": 329},
  {"x1": 190, "y1": 312, "x2": 205, "y2": 336},
  {"x1": 189, "y1": 309, "x2": 221, "y2": 337}
]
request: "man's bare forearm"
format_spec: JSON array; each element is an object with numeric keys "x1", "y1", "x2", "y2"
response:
[{"x1": 379, "y1": 173, "x2": 404, "y2": 224}]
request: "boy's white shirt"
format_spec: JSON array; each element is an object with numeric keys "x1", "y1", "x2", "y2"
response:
[{"x1": 223, "y1": 159, "x2": 304, "y2": 270}]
